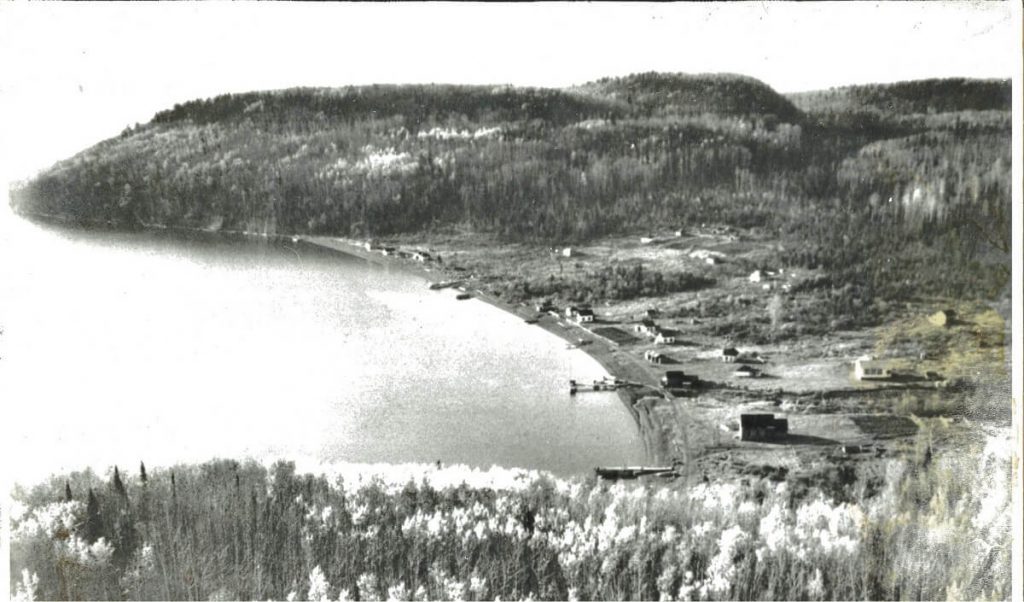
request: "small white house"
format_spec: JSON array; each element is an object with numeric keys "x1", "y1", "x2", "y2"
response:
[
  {"x1": 640, "y1": 236, "x2": 656, "y2": 244},
  {"x1": 749, "y1": 270, "x2": 763, "y2": 283},
  {"x1": 854, "y1": 357, "x2": 893, "y2": 381},
  {"x1": 655, "y1": 332, "x2": 676, "y2": 345},
  {"x1": 721, "y1": 348, "x2": 740, "y2": 362},
  {"x1": 575, "y1": 309, "x2": 595, "y2": 323},
  {"x1": 562, "y1": 247, "x2": 573, "y2": 258},
  {"x1": 635, "y1": 319, "x2": 658, "y2": 335}
]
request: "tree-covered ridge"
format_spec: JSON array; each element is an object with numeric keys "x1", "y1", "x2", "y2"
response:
[
  {"x1": 574, "y1": 72, "x2": 803, "y2": 122},
  {"x1": 9, "y1": 74, "x2": 1011, "y2": 313},
  {"x1": 151, "y1": 85, "x2": 624, "y2": 130},
  {"x1": 788, "y1": 78, "x2": 1011, "y2": 115}
]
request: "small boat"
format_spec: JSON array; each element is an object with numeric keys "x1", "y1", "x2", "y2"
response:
[
  {"x1": 430, "y1": 280, "x2": 462, "y2": 290},
  {"x1": 524, "y1": 318, "x2": 538, "y2": 324},
  {"x1": 456, "y1": 293, "x2": 473, "y2": 300},
  {"x1": 595, "y1": 466, "x2": 680, "y2": 480}
]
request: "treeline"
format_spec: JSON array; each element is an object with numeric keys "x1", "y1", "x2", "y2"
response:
[
  {"x1": 787, "y1": 78, "x2": 1011, "y2": 115},
  {"x1": 9, "y1": 74, "x2": 1012, "y2": 310},
  {"x1": 11, "y1": 446, "x2": 1012, "y2": 601}
]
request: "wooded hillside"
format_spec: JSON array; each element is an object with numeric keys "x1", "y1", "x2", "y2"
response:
[{"x1": 9, "y1": 73, "x2": 1012, "y2": 305}]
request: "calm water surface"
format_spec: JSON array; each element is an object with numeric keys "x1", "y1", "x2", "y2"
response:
[{"x1": 1, "y1": 215, "x2": 642, "y2": 481}]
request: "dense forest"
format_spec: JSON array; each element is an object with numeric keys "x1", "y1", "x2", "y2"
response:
[{"x1": 9, "y1": 72, "x2": 1011, "y2": 307}]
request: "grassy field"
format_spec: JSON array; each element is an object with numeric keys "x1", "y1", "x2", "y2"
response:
[{"x1": 10, "y1": 432, "x2": 1012, "y2": 601}]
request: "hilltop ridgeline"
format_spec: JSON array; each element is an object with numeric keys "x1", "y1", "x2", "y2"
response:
[
  {"x1": 9, "y1": 73, "x2": 1011, "y2": 304},
  {"x1": 787, "y1": 78, "x2": 1011, "y2": 115}
]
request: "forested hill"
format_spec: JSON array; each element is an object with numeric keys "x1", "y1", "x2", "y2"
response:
[
  {"x1": 9, "y1": 74, "x2": 1011, "y2": 302},
  {"x1": 573, "y1": 72, "x2": 802, "y2": 121},
  {"x1": 787, "y1": 78, "x2": 1011, "y2": 115}
]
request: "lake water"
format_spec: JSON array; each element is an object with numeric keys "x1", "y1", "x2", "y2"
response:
[{"x1": 0, "y1": 213, "x2": 643, "y2": 483}]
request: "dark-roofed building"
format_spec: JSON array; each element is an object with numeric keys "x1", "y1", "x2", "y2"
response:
[
  {"x1": 721, "y1": 347, "x2": 740, "y2": 362},
  {"x1": 662, "y1": 370, "x2": 698, "y2": 388},
  {"x1": 740, "y1": 414, "x2": 788, "y2": 441},
  {"x1": 733, "y1": 365, "x2": 760, "y2": 378}
]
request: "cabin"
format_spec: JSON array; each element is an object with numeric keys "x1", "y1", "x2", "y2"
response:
[
  {"x1": 854, "y1": 357, "x2": 893, "y2": 381},
  {"x1": 720, "y1": 347, "x2": 740, "y2": 362},
  {"x1": 654, "y1": 332, "x2": 676, "y2": 345},
  {"x1": 748, "y1": 270, "x2": 763, "y2": 283},
  {"x1": 575, "y1": 308, "x2": 595, "y2": 323},
  {"x1": 740, "y1": 414, "x2": 788, "y2": 441},
  {"x1": 562, "y1": 247, "x2": 573, "y2": 258},
  {"x1": 565, "y1": 306, "x2": 578, "y2": 318},
  {"x1": 643, "y1": 308, "x2": 659, "y2": 319},
  {"x1": 380, "y1": 246, "x2": 397, "y2": 256},
  {"x1": 645, "y1": 350, "x2": 668, "y2": 364},
  {"x1": 411, "y1": 251, "x2": 432, "y2": 262},
  {"x1": 635, "y1": 319, "x2": 659, "y2": 335},
  {"x1": 705, "y1": 257, "x2": 718, "y2": 265},
  {"x1": 928, "y1": 309, "x2": 956, "y2": 328},
  {"x1": 733, "y1": 365, "x2": 760, "y2": 378},
  {"x1": 640, "y1": 236, "x2": 656, "y2": 244},
  {"x1": 661, "y1": 370, "x2": 697, "y2": 388}
]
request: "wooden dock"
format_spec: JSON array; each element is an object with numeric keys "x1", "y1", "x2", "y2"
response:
[{"x1": 569, "y1": 377, "x2": 624, "y2": 395}]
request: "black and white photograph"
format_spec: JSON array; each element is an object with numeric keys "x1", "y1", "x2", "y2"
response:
[{"x1": 1, "y1": 2, "x2": 1019, "y2": 600}]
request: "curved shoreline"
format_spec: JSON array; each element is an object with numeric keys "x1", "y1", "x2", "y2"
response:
[
  {"x1": 13, "y1": 212, "x2": 668, "y2": 468},
  {"x1": 293, "y1": 234, "x2": 669, "y2": 466}
]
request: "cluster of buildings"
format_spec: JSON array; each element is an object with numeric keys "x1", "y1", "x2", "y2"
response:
[
  {"x1": 363, "y1": 241, "x2": 434, "y2": 263},
  {"x1": 633, "y1": 312, "x2": 676, "y2": 344}
]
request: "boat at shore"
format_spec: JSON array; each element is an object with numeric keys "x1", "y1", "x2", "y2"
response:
[
  {"x1": 595, "y1": 465, "x2": 680, "y2": 480},
  {"x1": 455, "y1": 292, "x2": 473, "y2": 300},
  {"x1": 429, "y1": 280, "x2": 463, "y2": 290}
]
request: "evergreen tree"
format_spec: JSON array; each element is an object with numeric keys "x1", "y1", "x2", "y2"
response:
[
  {"x1": 112, "y1": 465, "x2": 127, "y2": 498},
  {"x1": 84, "y1": 488, "x2": 103, "y2": 543}
]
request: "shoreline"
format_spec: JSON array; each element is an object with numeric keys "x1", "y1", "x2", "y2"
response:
[
  {"x1": 295, "y1": 234, "x2": 672, "y2": 466},
  {"x1": 13, "y1": 211, "x2": 677, "y2": 468}
]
